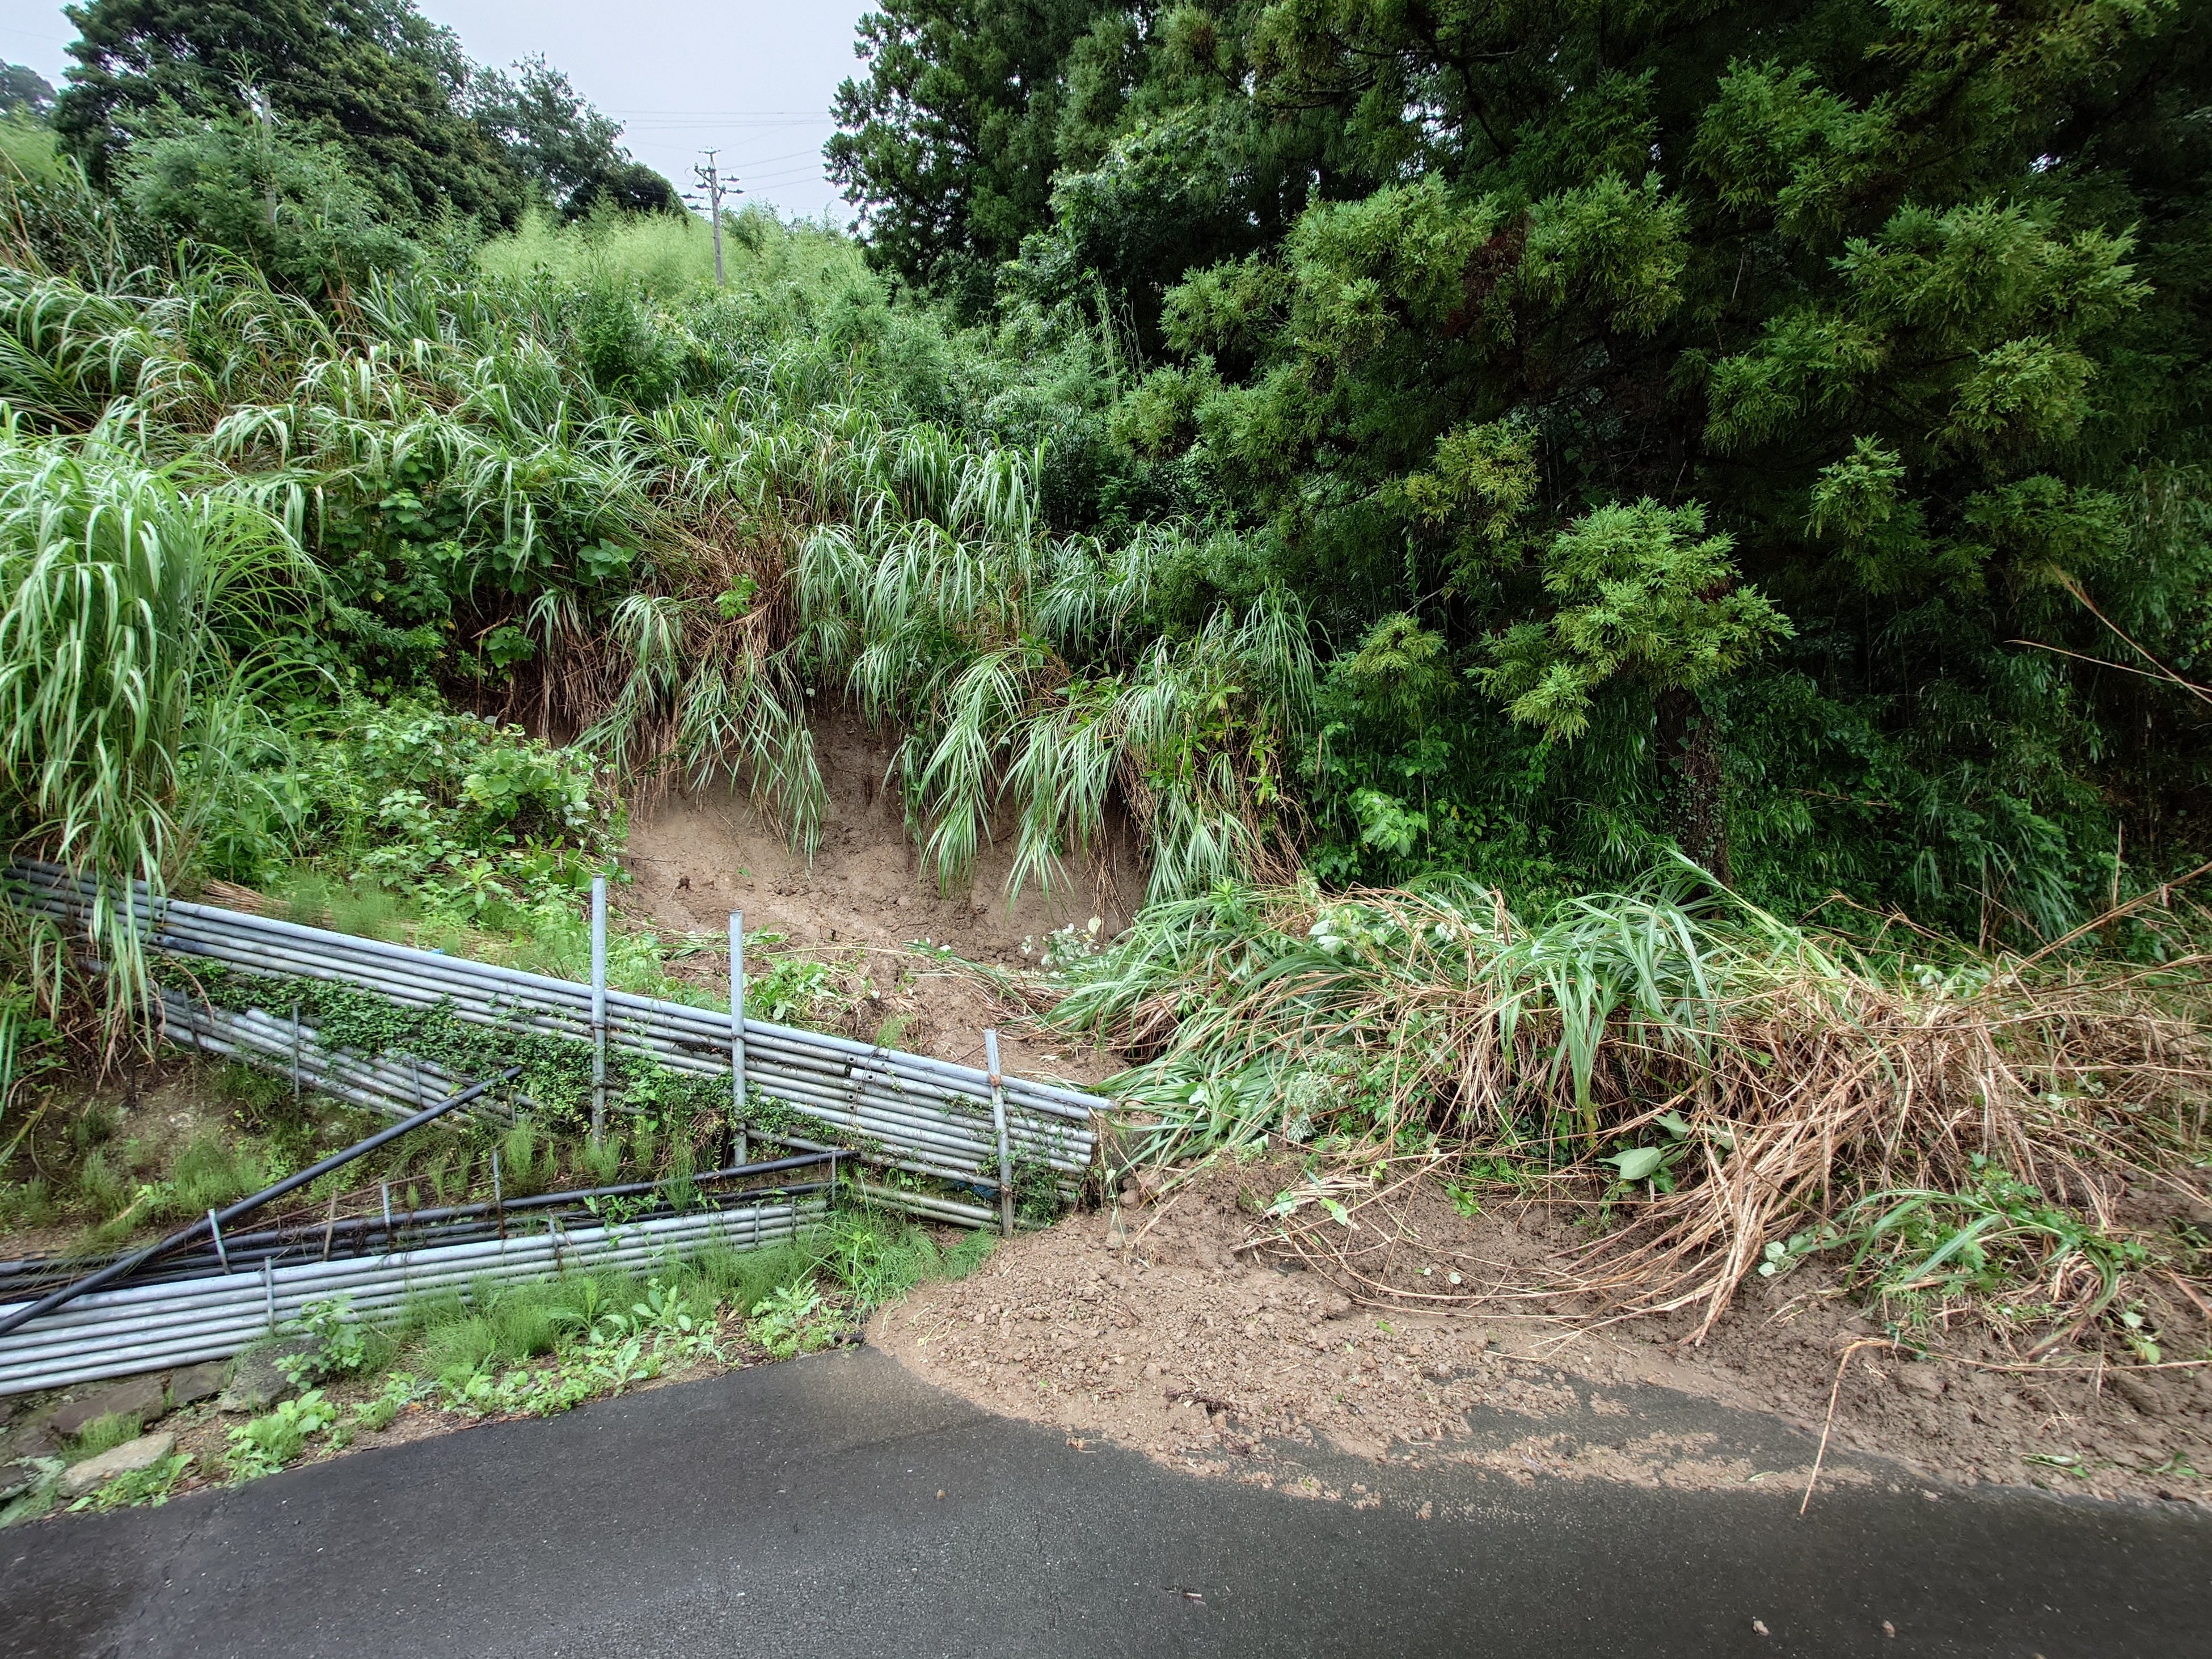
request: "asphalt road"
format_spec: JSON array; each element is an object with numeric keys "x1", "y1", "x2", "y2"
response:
[{"x1": 1, "y1": 1345, "x2": 2205, "y2": 1658}]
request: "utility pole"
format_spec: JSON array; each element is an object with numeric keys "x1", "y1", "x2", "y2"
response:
[{"x1": 691, "y1": 150, "x2": 741, "y2": 287}]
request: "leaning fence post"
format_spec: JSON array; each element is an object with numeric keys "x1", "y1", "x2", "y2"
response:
[
  {"x1": 261, "y1": 1256, "x2": 277, "y2": 1335},
  {"x1": 985, "y1": 1028, "x2": 1013, "y2": 1239},
  {"x1": 290, "y1": 1001, "x2": 302, "y2": 1104},
  {"x1": 729, "y1": 911, "x2": 748, "y2": 1167},
  {"x1": 590, "y1": 875, "x2": 609, "y2": 1147}
]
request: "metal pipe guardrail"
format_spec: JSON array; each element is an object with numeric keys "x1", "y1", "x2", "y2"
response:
[
  {"x1": 0, "y1": 1194, "x2": 830, "y2": 1395},
  {"x1": 9, "y1": 862, "x2": 1106, "y2": 1215}
]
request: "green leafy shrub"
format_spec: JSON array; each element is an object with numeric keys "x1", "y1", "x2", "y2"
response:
[
  {"x1": 277, "y1": 695, "x2": 619, "y2": 927},
  {"x1": 71, "y1": 1452, "x2": 191, "y2": 1513},
  {"x1": 276, "y1": 1297, "x2": 372, "y2": 1387},
  {"x1": 748, "y1": 1278, "x2": 832, "y2": 1358},
  {"x1": 227, "y1": 1390, "x2": 337, "y2": 1480}
]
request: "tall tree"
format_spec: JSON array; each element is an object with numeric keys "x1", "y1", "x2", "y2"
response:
[
  {"x1": 1134, "y1": 0, "x2": 2210, "y2": 927},
  {"x1": 826, "y1": 0, "x2": 1122, "y2": 307},
  {"x1": 55, "y1": 0, "x2": 525, "y2": 225},
  {"x1": 471, "y1": 56, "x2": 679, "y2": 219},
  {"x1": 0, "y1": 64, "x2": 56, "y2": 120}
]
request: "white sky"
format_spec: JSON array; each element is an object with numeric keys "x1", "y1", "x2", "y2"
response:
[{"x1": 0, "y1": 0, "x2": 872, "y2": 221}]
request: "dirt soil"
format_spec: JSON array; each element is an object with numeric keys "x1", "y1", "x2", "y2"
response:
[
  {"x1": 871, "y1": 1160, "x2": 2212, "y2": 1512},
  {"x1": 620, "y1": 712, "x2": 1139, "y2": 1087}
]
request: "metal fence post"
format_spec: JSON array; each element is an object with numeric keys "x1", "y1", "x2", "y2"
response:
[
  {"x1": 985, "y1": 1028, "x2": 1013, "y2": 1239},
  {"x1": 590, "y1": 875, "x2": 608, "y2": 1147},
  {"x1": 290, "y1": 1001, "x2": 301, "y2": 1103},
  {"x1": 729, "y1": 910, "x2": 748, "y2": 1167}
]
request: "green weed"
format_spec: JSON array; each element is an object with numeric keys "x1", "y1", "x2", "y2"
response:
[
  {"x1": 227, "y1": 1390, "x2": 337, "y2": 1480},
  {"x1": 69, "y1": 1411, "x2": 142, "y2": 1460},
  {"x1": 748, "y1": 1279, "x2": 832, "y2": 1358},
  {"x1": 70, "y1": 1452, "x2": 191, "y2": 1513}
]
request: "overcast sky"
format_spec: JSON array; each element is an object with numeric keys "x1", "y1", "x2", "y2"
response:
[{"x1": 0, "y1": 0, "x2": 872, "y2": 221}]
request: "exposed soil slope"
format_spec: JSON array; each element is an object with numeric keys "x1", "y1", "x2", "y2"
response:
[
  {"x1": 871, "y1": 1160, "x2": 2211, "y2": 1510},
  {"x1": 620, "y1": 712, "x2": 1140, "y2": 1086}
]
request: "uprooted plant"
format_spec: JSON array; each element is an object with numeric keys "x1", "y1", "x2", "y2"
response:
[{"x1": 1052, "y1": 873, "x2": 2212, "y2": 1359}]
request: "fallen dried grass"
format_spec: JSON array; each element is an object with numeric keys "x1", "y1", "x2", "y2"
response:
[{"x1": 1052, "y1": 874, "x2": 2212, "y2": 1348}]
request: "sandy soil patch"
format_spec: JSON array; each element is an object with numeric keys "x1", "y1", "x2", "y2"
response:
[{"x1": 871, "y1": 1161, "x2": 2211, "y2": 1509}]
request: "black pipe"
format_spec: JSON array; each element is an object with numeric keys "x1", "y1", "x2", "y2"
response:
[{"x1": 0, "y1": 1066, "x2": 522, "y2": 1340}]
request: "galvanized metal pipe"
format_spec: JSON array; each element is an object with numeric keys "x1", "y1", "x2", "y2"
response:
[
  {"x1": 729, "y1": 910, "x2": 748, "y2": 1166},
  {"x1": 0, "y1": 1197, "x2": 828, "y2": 1394},
  {"x1": 590, "y1": 876, "x2": 608, "y2": 1146},
  {"x1": 0, "y1": 1065, "x2": 522, "y2": 1340},
  {"x1": 986, "y1": 1028, "x2": 1013, "y2": 1236},
  {"x1": 12, "y1": 864, "x2": 1103, "y2": 1209}
]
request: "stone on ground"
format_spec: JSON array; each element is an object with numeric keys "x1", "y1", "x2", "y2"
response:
[
  {"x1": 218, "y1": 1339, "x2": 315, "y2": 1414},
  {"x1": 59, "y1": 1432, "x2": 176, "y2": 1498},
  {"x1": 168, "y1": 1362, "x2": 227, "y2": 1408},
  {"x1": 47, "y1": 1374, "x2": 169, "y2": 1440}
]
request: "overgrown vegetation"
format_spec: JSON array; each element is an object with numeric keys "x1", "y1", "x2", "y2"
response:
[
  {"x1": 0, "y1": 0, "x2": 2206, "y2": 1376},
  {"x1": 1055, "y1": 875, "x2": 2211, "y2": 1360}
]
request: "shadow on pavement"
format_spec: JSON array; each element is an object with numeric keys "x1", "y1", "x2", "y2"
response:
[{"x1": 2, "y1": 1343, "x2": 2204, "y2": 1657}]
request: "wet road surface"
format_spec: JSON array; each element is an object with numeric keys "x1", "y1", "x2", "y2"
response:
[{"x1": 1, "y1": 1344, "x2": 2203, "y2": 1657}]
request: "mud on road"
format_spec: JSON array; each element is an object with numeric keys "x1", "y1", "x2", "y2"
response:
[{"x1": 872, "y1": 1161, "x2": 2211, "y2": 1511}]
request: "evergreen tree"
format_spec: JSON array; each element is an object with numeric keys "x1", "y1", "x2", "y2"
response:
[
  {"x1": 826, "y1": 0, "x2": 1124, "y2": 307},
  {"x1": 840, "y1": 0, "x2": 2212, "y2": 931},
  {"x1": 0, "y1": 64, "x2": 56, "y2": 120}
]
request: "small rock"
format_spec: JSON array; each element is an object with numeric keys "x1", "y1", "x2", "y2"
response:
[
  {"x1": 168, "y1": 1362, "x2": 226, "y2": 1408},
  {"x1": 218, "y1": 1339, "x2": 316, "y2": 1414},
  {"x1": 48, "y1": 1374, "x2": 168, "y2": 1440},
  {"x1": 60, "y1": 1432, "x2": 175, "y2": 1498}
]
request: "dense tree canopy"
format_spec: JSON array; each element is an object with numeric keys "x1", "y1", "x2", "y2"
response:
[
  {"x1": 830, "y1": 0, "x2": 2212, "y2": 940},
  {"x1": 0, "y1": 64, "x2": 55, "y2": 119},
  {"x1": 54, "y1": 0, "x2": 674, "y2": 229}
]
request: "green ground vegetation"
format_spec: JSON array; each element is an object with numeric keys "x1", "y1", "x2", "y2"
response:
[{"x1": 0, "y1": 1, "x2": 2205, "y2": 1369}]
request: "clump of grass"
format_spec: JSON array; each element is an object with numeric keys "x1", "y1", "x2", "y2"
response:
[
  {"x1": 500, "y1": 1118, "x2": 543, "y2": 1195},
  {"x1": 169, "y1": 1134, "x2": 270, "y2": 1215},
  {"x1": 0, "y1": 428, "x2": 311, "y2": 1054},
  {"x1": 0, "y1": 1173, "x2": 54, "y2": 1227},
  {"x1": 72, "y1": 1146, "x2": 126, "y2": 1215},
  {"x1": 815, "y1": 1206, "x2": 994, "y2": 1311},
  {"x1": 70, "y1": 1411, "x2": 142, "y2": 1459},
  {"x1": 1057, "y1": 876, "x2": 2212, "y2": 1348}
]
